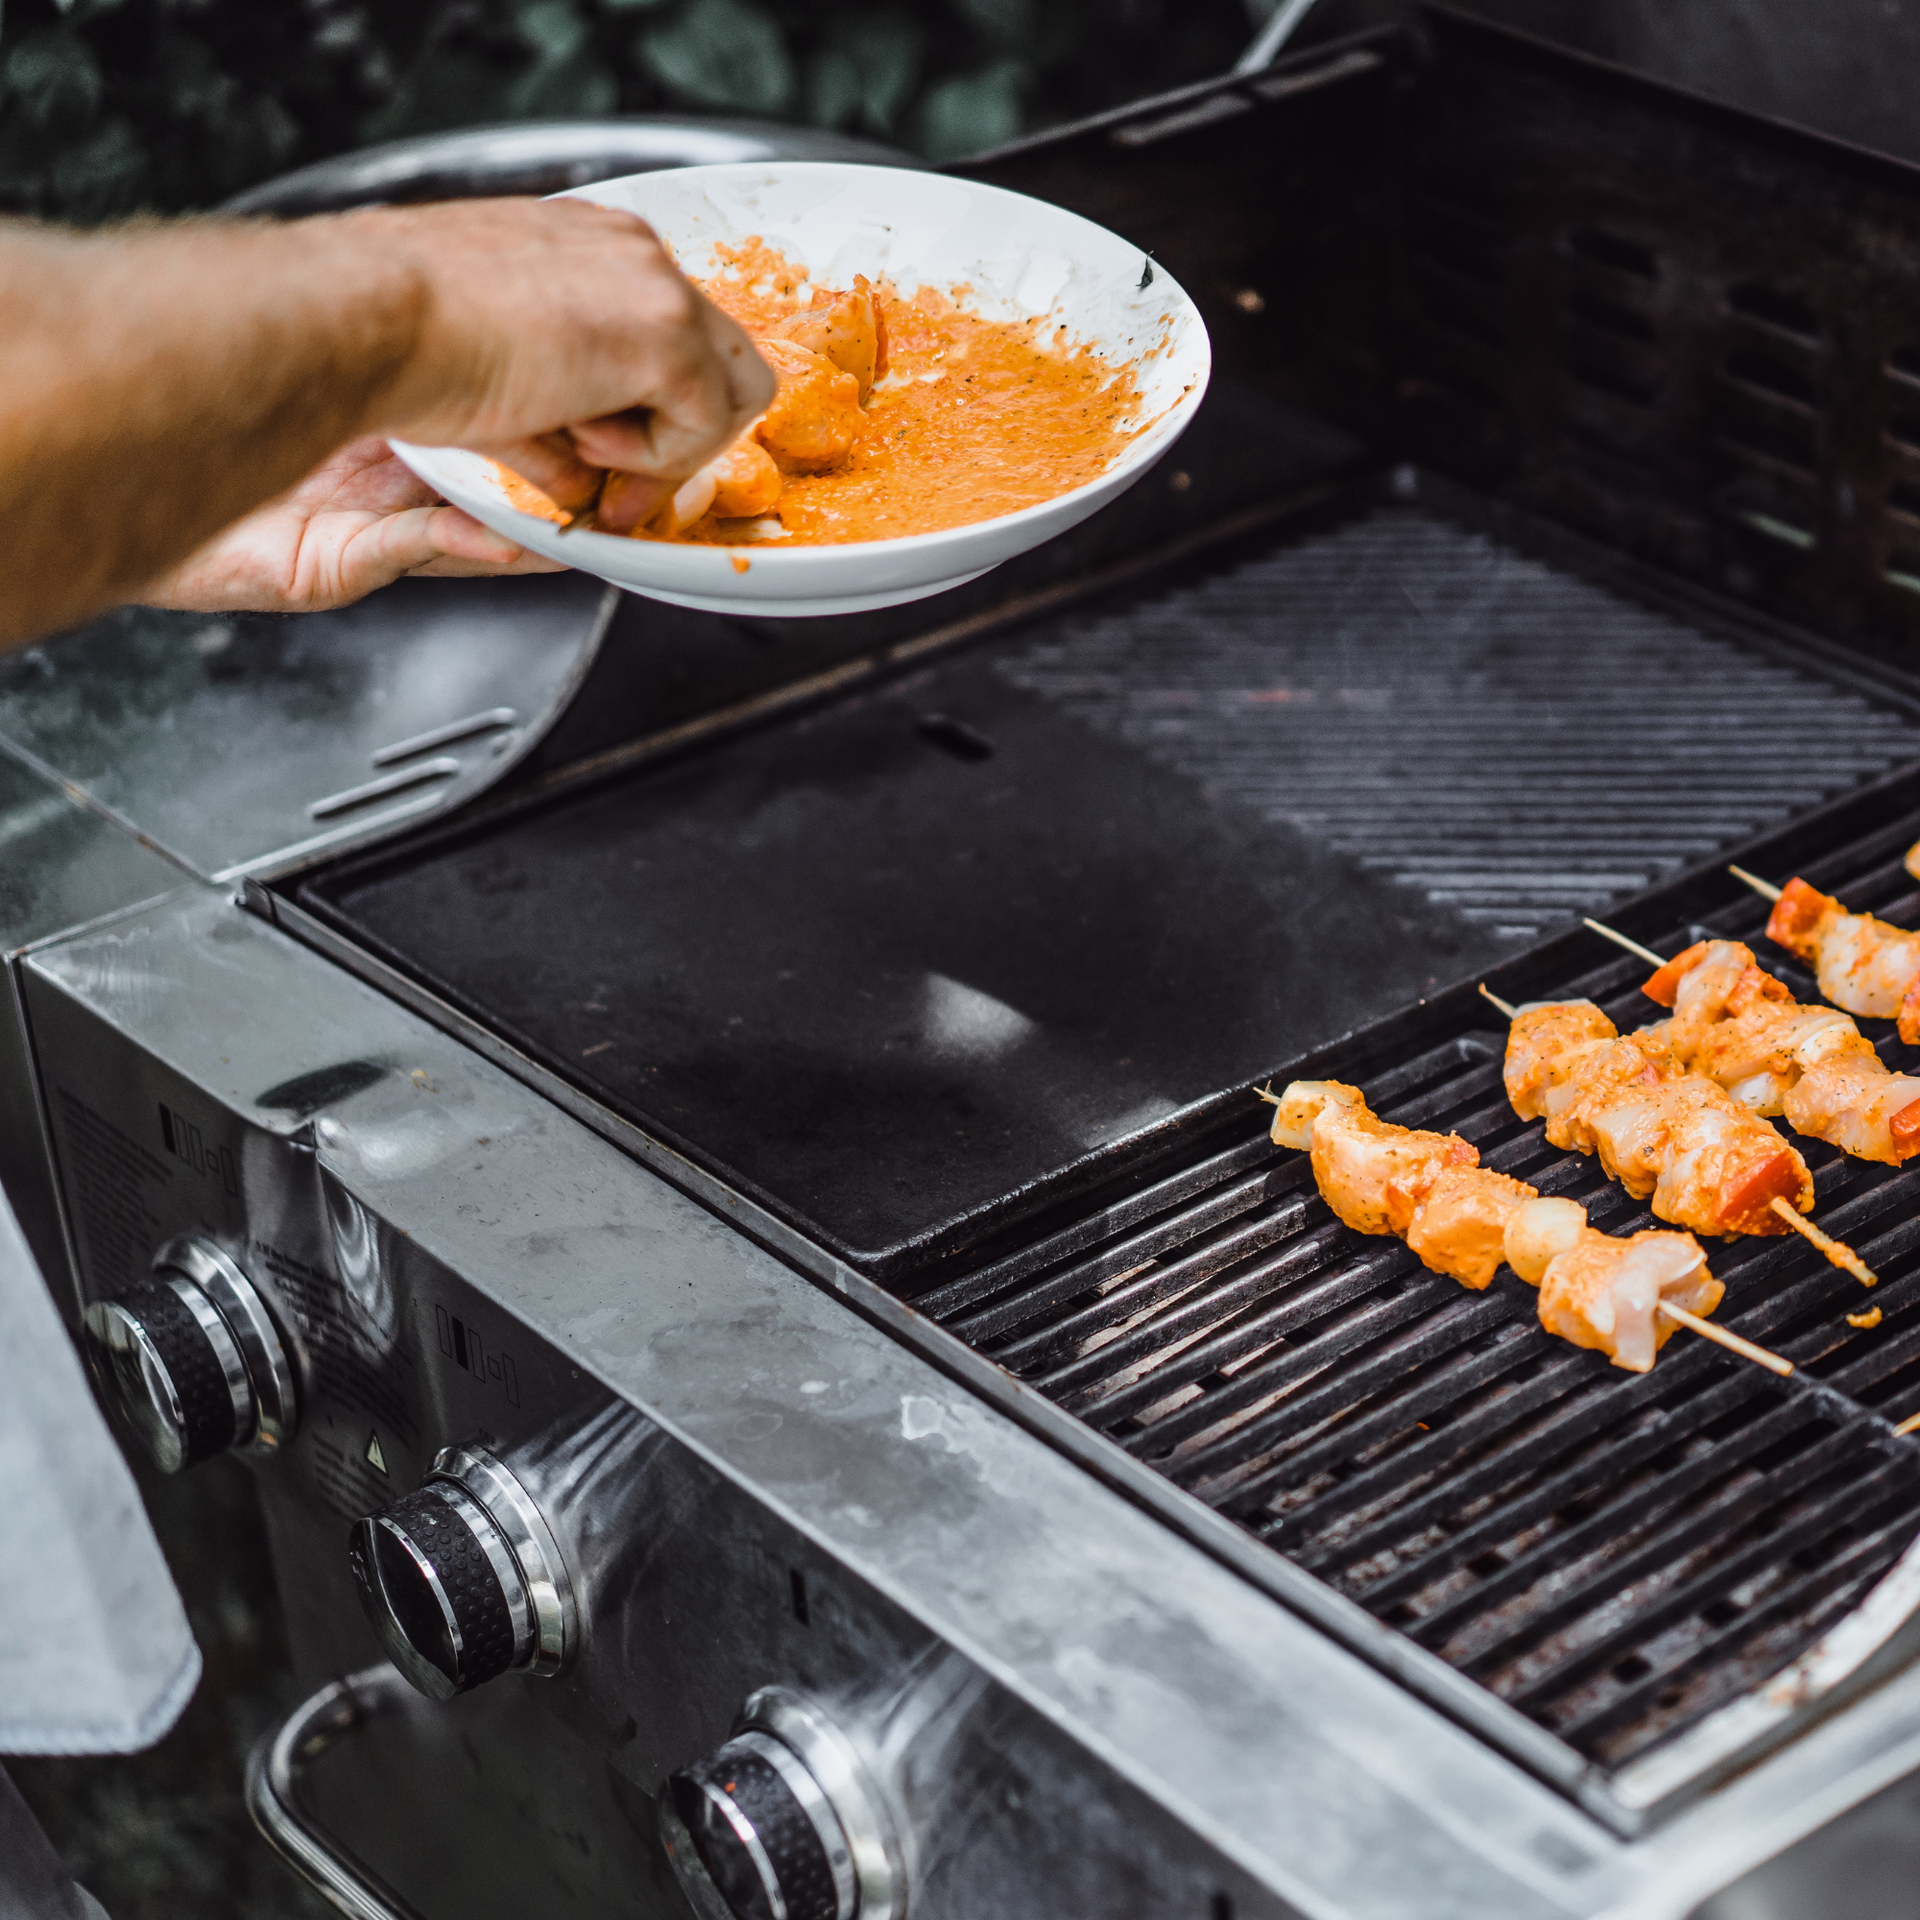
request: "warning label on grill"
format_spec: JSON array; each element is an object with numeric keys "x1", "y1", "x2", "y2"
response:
[
  {"x1": 55, "y1": 1088, "x2": 173, "y2": 1293},
  {"x1": 250, "y1": 1236, "x2": 419, "y2": 1447},
  {"x1": 309, "y1": 1424, "x2": 393, "y2": 1520}
]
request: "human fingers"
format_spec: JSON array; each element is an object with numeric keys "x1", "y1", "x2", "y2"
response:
[
  {"x1": 704, "y1": 295, "x2": 777, "y2": 422},
  {"x1": 570, "y1": 291, "x2": 771, "y2": 484},
  {"x1": 409, "y1": 547, "x2": 569, "y2": 578},
  {"x1": 375, "y1": 201, "x2": 743, "y2": 463},
  {"x1": 594, "y1": 469, "x2": 670, "y2": 535},
  {"x1": 281, "y1": 504, "x2": 542, "y2": 610},
  {"x1": 483, "y1": 432, "x2": 604, "y2": 512},
  {"x1": 339, "y1": 504, "x2": 533, "y2": 586},
  {"x1": 381, "y1": 200, "x2": 775, "y2": 486},
  {"x1": 567, "y1": 326, "x2": 731, "y2": 483},
  {"x1": 411, "y1": 503, "x2": 565, "y2": 573}
]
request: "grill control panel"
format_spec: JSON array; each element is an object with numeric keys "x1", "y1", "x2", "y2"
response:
[
  {"x1": 348, "y1": 1441, "x2": 574, "y2": 1701},
  {"x1": 83, "y1": 1235, "x2": 298, "y2": 1474},
  {"x1": 664, "y1": 1690, "x2": 904, "y2": 1920}
]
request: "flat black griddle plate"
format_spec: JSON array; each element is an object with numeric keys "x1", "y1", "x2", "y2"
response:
[{"x1": 295, "y1": 504, "x2": 1920, "y2": 1283}]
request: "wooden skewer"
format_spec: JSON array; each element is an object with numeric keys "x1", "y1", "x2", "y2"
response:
[
  {"x1": 1583, "y1": 917, "x2": 1668, "y2": 969},
  {"x1": 1770, "y1": 1196, "x2": 1878, "y2": 1286},
  {"x1": 1894, "y1": 1409, "x2": 1920, "y2": 1438},
  {"x1": 1479, "y1": 983, "x2": 1518, "y2": 1018},
  {"x1": 1658, "y1": 1301, "x2": 1794, "y2": 1377},
  {"x1": 1729, "y1": 863, "x2": 1784, "y2": 903}
]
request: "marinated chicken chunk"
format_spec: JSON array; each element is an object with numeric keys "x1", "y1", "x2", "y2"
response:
[
  {"x1": 1267, "y1": 1082, "x2": 1725, "y2": 1369},
  {"x1": 1642, "y1": 938, "x2": 1920, "y2": 1164},
  {"x1": 1768, "y1": 877, "x2": 1920, "y2": 1044},
  {"x1": 752, "y1": 337, "x2": 868, "y2": 471},
  {"x1": 1501, "y1": 1002, "x2": 1812, "y2": 1235},
  {"x1": 1534, "y1": 1226, "x2": 1720, "y2": 1374}
]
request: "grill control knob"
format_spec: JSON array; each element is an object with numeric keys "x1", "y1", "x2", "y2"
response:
[
  {"x1": 663, "y1": 1690, "x2": 903, "y2": 1920},
  {"x1": 83, "y1": 1235, "x2": 297, "y2": 1474},
  {"x1": 348, "y1": 1443, "x2": 574, "y2": 1702}
]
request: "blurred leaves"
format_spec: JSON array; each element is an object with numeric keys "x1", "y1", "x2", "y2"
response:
[
  {"x1": 638, "y1": 0, "x2": 794, "y2": 114},
  {"x1": 0, "y1": 0, "x2": 1256, "y2": 221},
  {"x1": 6, "y1": 26, "x2": 103, "y2": 129},
  {"x1": 805, "y1": 11, "x2": 921, "y2": 134},
  {"x1": 917, "y1": 60, "x2": 1024, "y2": 162}
]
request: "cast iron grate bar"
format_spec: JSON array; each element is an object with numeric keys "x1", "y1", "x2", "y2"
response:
[
  {"x1": 996, "y1": 510, "x2": 1920, "y2": 939},
  {"x1": 920, "y1": 806, "x2": 1920, "y2": 1774}
]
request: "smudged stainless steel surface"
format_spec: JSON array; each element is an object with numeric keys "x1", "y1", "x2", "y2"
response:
[{"x1": 24, "y1": 885, "x2": 1920, "y2": 1917}]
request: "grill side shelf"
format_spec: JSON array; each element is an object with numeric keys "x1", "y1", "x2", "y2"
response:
[{"x1": 922, "y1": 852, "x2": 1920, "y2": 1803}]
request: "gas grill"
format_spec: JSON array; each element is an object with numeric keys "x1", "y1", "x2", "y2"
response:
[{"x1": 20, "y1": 13, "x2": 1920, "y2": 1920}]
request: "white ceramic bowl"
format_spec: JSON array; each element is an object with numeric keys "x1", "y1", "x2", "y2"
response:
[{"x1": 390, "y1": 162, "x2": 1211, "y2": 617}]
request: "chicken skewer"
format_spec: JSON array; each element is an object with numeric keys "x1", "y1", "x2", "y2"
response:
[
  {"x1": 1480, "y1": 982, "x2": 1806, "y2": 1234},
  {"x1": 1727, "y1": 862, "x2": 1920, "y2": 1044},
  {"x1": 1479, "y1": 989, "x2": 1815, "y2": 1237},
  {"x1": 1263, "y1": 1081, "x2": 1790, "y2": 1374},
  {"x1": 1579, "y1": 918, "x2": 1920, "y2": 1177}
]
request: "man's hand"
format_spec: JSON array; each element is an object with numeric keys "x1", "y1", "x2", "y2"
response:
[
  {"x1": 141, "y1": 437, "x2": 564, "y2": 615},
  {"x1": 368, "y1": 197, "x2": 775, "y2": 534},
  {"x1": 0, "y1": 198, "x2": 776, "y2": 643}
]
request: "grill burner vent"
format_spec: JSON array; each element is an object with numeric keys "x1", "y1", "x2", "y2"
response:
[
  {"x1": 998, "y1": 511, "x2": 1920, "y2": 939},
  {"x1": 916, "y1": 818, "x2": 1920, "y2": 1777}
]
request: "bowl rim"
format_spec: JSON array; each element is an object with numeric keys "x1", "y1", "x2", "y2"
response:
[{"x1": 392, "y1": 159, "x2": 1211, "y2": 579}]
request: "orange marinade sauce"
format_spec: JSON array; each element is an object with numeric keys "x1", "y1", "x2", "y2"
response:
[{"x1": 680, "y1": 239, "x2": 1145, "y2": 546}]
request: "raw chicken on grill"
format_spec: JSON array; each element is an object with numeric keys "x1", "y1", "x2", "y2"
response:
[
  {"x1": 1640, "y1": 939, "x2": 1920, "y2": 1165},
  {"x1": 1528, "y1": 1212, "x2": 1723, "y2": 1373},
  {"x1": 1765, "y1": 876, "x2": 1920, "y2": 1044},
  {"x1": 1500, "y1": 1003, "x2": 1813, "y2": 1235},
  {"x1": 1266, "y1": 1082, "x2": 1721, "y2": 1370}
]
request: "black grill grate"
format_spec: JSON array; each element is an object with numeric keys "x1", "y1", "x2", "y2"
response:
[
  {"x1": 997, "y1": 511, "x2": 1920, "y2": 939},
  {"x1": 914, "y1": 809, "x2": 1920, "y2": 1773}
]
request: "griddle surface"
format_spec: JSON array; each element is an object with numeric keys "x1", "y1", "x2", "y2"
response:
[{"x1": 299, "y1": 507, "x2": 1920, "y2": 1280}]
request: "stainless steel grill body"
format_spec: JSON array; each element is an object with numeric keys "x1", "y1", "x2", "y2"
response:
[
  {"x1": 23, "y1": 883, "x2": 1920, "y2": 1920},
  {"x1": 267, "y1": 485, "x2": 1920, "y2": 1841},
  {"x1": 20, "y1": 20, "x2": 1920, "y2": 1920}
]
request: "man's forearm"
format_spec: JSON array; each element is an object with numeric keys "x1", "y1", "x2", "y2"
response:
[
  {"x1": 0, "y1": 215, "x2": 429, "y2": 645},
  {"x1": 0, "y1": 197, "x2": 771, "y2": 644}
]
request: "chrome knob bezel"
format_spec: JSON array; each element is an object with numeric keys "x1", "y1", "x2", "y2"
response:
[
  {"x1": 152, "y1": 1234, "x2": 298, "y2": 1456},
  {"x1": 430, "y1": 1442, "x2": 574, "y2": 1677},
  {"x1": 352, "y1": 1481, "x2": 534, "y2": 1701},
  {"x1": 661, "y1": 1688, "x2": 905, "y2": 1920},
  {"x1": 83, "y1": 1275, "x2": 253, "y2": 1473},
  {"x1": 349, "y1": 1443, "x2": 577, "y2": 1701}
]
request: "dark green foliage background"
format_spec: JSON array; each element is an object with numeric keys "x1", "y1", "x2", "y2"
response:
[{"x1": 0, "y1": 0, "x2": 1269, "y2": 221}]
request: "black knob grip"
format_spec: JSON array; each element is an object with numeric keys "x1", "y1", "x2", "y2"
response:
[
  {"x1": 86, "y1": 1278, "x2": 249, "y2": 1472},
  {"x1": 349, "y1": 1486, "x2": 522, "y2": 1701},
  {"x1": 673, "y1": 1744, "x2": 842, "y2": 1920}
]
